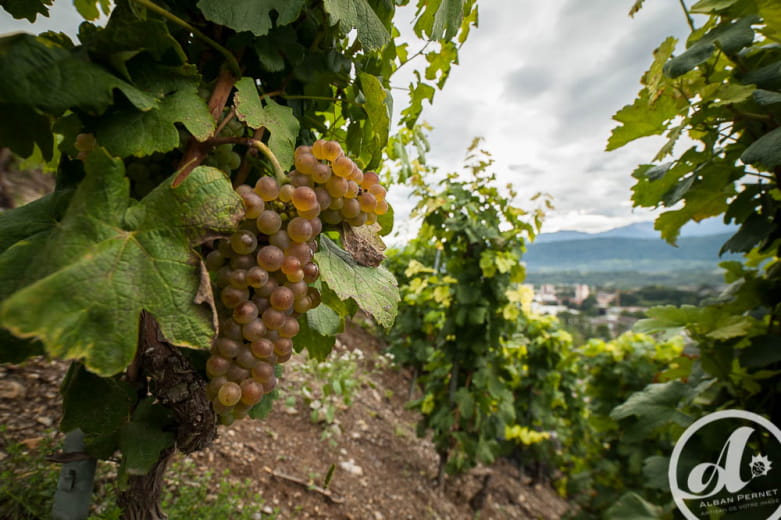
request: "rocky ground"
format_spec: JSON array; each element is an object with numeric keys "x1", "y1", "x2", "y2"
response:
[{"x1": 0, "y1": 322, "x2": 570, "y2": 519}]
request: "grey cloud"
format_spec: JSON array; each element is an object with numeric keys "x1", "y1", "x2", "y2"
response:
[{"x1": 503, "y1": 66, "x2": 555, "y2": 101}]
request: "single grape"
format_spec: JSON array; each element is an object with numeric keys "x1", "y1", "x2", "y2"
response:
[
  {"x1": 270, "y1": 286, "x2": 295, "y2": 311},
  {"x1": 345, "y1": 180, "x2": 359, "y2": 199},
  {"x1": 246, "y1": 266, "x2": 269, "y2": 288},
  {"x1": 309, "y1": 217, "x2": 323, "y2": 237},
  {"x1": 278, "y1": 317, "x2": 300, "y2": 339},
  {"x1": 242, "y1": 318, "x2": 267, "y2": 342},
  {"x1": 293, "y1": 295, "x2": 313, "y2": 314},
  {"x1": 289, "y1": 171, "x2": 314, "y2": 187},
  {"x1": 311, "y1": 163, "x2": 331, "y2": 184},
  {"x1": 205, "y1": 250, "x2": 226, "y2": 272},
  {"x1": 368, "y1": 183, "x2": 387, "y2": 202},
  {"x1": 219, "y1": 317, "x2": 244, "y2": 341},
  {"x1": 217, "y1": 381, "x2": 242, "y2": 406},
  {"x1": 214, "y1": 337, "x2": 241, "y2": 358},
  {"x1": 292, "y1": 186, "x2": 318, "y2": 212},
  {"x1": 256, "y1": 210, "x2": 282, "y2": 235},
  {"x1": 251, "y1": 361, "x2": 274, "y2": 383},
  {"x1": 278, "y1": 183, "x2": 295, "y2": 203},
  {"x1": 220, "y1": 286, "x2": 249, "y2": 308},
  {"x1": 206, "y1": 355, "x2": 231, "y2": 377},
  {"x1": 262, "y1": 308, "x2": 286, "y2": 330},
  {"x1": 240, "y1": 191, "x2": 264, "y2": 219},
  {"x1": 269, "y1": 229, "x2": 292, "y2": 250},
  {"x1": 235, "y1": 348, "x2": 258, "y2": 370},
  {"x1": 332, "y1": 155, "x2": 354, "y2": 178},
  {"x1": 255, "y1": 276, "x2": 279, "y2": 298},
  {"x1": 322, "y1": 140, "x2": 343, "y2": 161},
  {"x1": 294, "y1": 152, "x2": 318, "y2": 175},
  {"x1": 325, "y1": 175, "x2": 348, "y2": 198},
  {"x1": 361, "y1": 171, "x2": 380, "y2": 190},
  {"x1": 303, "y1": 262, "x2": 319, "y2": 283},
  {"x1": 281, "y1": 256, "x2": 302, "y2": 276},
  {"x1": 254, "y1": 176, "x2": 280, "y2": 201},
  {"x1": 206, "y1": 375, "x2": 228, "y2": 400},
  {"x1": 233, "y1": 300, "x2": 259, "y2": 324},
  {"x1": 347, "y1": 212, "x2": 367, "y2": 227},
  {"x1": 250, "y1": 339, "x2": 275, "y2": 360},
  {"x1": 257, "y1": 245, "x2": 285, "y2": 272},
  {"x1": 240, "y1": 380, "x2": 264, "y2": 406},
  {"x1": 230, "y1": 255, "x2": 256, "y2": 271},
  {"x1": 227, "y1": 269, "x2": 248, "y2": 289},
  {"x1": 358, "y1": 191, "x2": 377, "y2": 213},
  {"x1": 312, "y1": 139, "x2": 327, "y2": 160},
  {"x1": 274, "y1": 337, "x2": 294, "y2": 357},
  {"x1": 287, "y1": 217, "x2": 313, "y2": 243},
  {"x1": 322, "y1": 209, "x2": 343, "y2": 225},
  {"x1": 375, "y1": 199, "x2": 389, "y2": 215},
  {"x1": 341, "y1": 198, "x2": 361, "y2": 219},
  {"x1": 286, "y1": 242, "x2": 314, "y2": 263}
]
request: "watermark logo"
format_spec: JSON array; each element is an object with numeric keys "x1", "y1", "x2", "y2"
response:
[{"x1": 669, "y1": 410, "x2": 781, "y2": 519}]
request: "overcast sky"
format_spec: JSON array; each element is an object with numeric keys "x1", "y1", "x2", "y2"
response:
[
  {"x1": 1, "y1": 2, "x2": 695, "y2": 240},
  {"x1": 387, "y1": 1, "x2": 695, "y2": 242}
]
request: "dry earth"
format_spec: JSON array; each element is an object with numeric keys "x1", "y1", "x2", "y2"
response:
[{"x1": 0, "y1": 323, "x2": 570, "y2": 519}]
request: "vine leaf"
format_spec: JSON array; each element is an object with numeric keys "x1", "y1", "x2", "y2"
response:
[
  {"x1": 118, "y1": 399, "x2": 175, "y2": 477},
  {"x1": 0, "y1": 0, "x2": 53, "y2": 22},
  {"x1": 358, "y1": 72, "x2": 391, "y2": 169},
  {"x1": 296, "y1": 304, "x2": 342, "y2": 361},
  {"x1": 606, "y1": 90, "x2": 681, "y2": 151},
  {"x1": 0, "y1": 149, "x2": 243, "y2": 376},
  {"x1": 664, "y1": 16, "x2": 758, "y2": 78},
  {"x1": 322, "y1": 0, "x2": 391, "y2": 51},
  {"x1": 741, "y1": 127, "x2": 781, "y2": 169},
  {"x1": 197, "y1": 0, "x2": 305, "y2": 37},
  {"x1": 234, "y1": 77, "x2": 300, "y2": 170},
  {"x1": 0, "y1": 34, "x2": 157, "y2": 115},
  {"x1": 96, "y1": 64, "x2": 215, "y2": 157},
  {"x1": 413, "y1": 0, "x2": 466, "y2": 41},
  {"x1": 73, "y1": 0, "x2": 111, "y2": 20},
  {"x1": 315, "y1": 235, "x2": 399, "y2": 329}
]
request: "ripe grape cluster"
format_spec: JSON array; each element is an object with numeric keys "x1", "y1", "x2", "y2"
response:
[{"x1": 204, "y1": 140, "x2": 388, "y2": 424}]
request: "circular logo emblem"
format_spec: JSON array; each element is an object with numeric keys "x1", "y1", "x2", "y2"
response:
[{"x1": 669, "y1": 409, "x2": 781, "y2": 519}]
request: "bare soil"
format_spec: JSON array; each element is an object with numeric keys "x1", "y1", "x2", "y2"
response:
[{"x1": 0, "y1": 322, "x2": 570, "y2": 519}]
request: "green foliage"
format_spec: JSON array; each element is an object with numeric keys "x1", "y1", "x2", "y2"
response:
[
  {"x1": 386, "y1": 140, "x2": 575, "y2": 477},
  {"x1": 0, "y1": 0, "x2": 477, "y2": 514},
  {"x1": 0, "y1": 427, "x2": 61, "y2": 519},
  {"x1": 605, "y1": 1, "x2": 781, "y2": 515}
]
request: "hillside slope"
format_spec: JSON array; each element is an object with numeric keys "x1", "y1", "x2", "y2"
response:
[{"x1": 0, "y1": 323, "x2": 569, "y2": 519}]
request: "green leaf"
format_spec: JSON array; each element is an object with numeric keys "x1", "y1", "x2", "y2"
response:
[
  {"x1": 0, "y1": 0, "x2": 53, "y2": 22},
  {"x1": 643, "y1": 455, "x2": 670, "y2": 491},
  {"x1": 296, "y1": 305, "x2": 342, "y2": 361},
  {"x1": 741, "y1": 127, "x2": 781, "y2": 170},
  {"x1": 753, "y1": 89, "x2": 781, "y2": 105},
  {"x1": 322, "y1": 0, "x2": 391, "y2": 51},
  {"x1": 74, "y1": 0, "x2": 111, "y2": 20},
  {"x1": 610, "y1": 381, "x2": 691, "y2": 430},
  {"x1": 0, "y1": 188, "x2": 73, "y2": 255},
  {"x1": 413, "y1": 0, "x2": 466, "y2": 41},
  {"x1": 358, "y1": 72, "x2": 391, "y2": 168},
  {"x1": 0, "y1": 150, "x2": 243, "y2": 376},
  {"x1": 234, "y1": 77, "x2": 300, "y2": 171},
  {"x1": 690, "y1": 0, "x2": 740, "y2": 14},
  {"x1": 197, "y1": 0, "x2": 305, "y2": 36},
  {"x1": 604, "y1": 492, "x2": 664, "y2": 520},
  {"x1": 0, "y1": 104, "x2": 53, "y2": 160},
  {"x1": 0, "y1": 34, "x2": 157, "y2": 115},
  {"x1": 60, "y1": 363, "x2": 136, "y2": 435},
  {"x1": 606, "y1": 90, "x2": 682, "y2": 150},
  {"x1": 721, "y1": 213, "x2": 774, "y2": 253},
  {"x1": 97, "y1": 65, "x2": 214, "y2": 157},
  {"x1": 248, "y1": 388, "x2": 278, "y2": 420},
  {"x1": 118, "y1": 399, "x2": 174, "y2": 476},
  {"x1": 315, "y1": 235, "x2": 399, "y2": 329},
  {"x1": 739, "y1": 335, "x2": 781, "y2": 368},
  {"x1": 758, "y1": 0, "x2": 781, "y2": 42},
  {"x1": 664, "y1": 16, "x2": 758, "y2": 78}
]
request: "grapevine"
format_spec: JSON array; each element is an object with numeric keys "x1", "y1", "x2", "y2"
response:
[{"x1": 204, "y1": 141, "x2": 388, "y2": 424}]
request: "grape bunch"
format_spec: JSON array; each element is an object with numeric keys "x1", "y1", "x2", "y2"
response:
[{"x1": 204, "y1": 140, "x2": 388, "y2": 424}]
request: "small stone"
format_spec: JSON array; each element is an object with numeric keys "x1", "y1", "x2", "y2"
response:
[
  {"x1": 339, "y1": 459, "x2": 363, "y2": 476},
  {"x1": 36, "y1": 416, "x2": 53, "y2": 427},
  {"x1": 0, "y1": 380, "x2": 25, "y2": 400},
  {"x1": 262, "y1": 505, "x2": 274, "y2": 514}
]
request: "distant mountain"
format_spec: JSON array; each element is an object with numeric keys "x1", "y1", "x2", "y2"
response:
[
  {"x1": 536, "y1": 219, "x2": 734, "y2": 243},
  {"x1": 524, "y1": 232, "x2": 738, "y2": 273}
]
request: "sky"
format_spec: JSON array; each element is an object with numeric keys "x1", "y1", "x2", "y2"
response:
[
  {"x1": 386, "y1": 0, "x2": 695, "y2": 241},
  {"x1": 0, "y1": 1, "x2": 696, "y2": 240}
]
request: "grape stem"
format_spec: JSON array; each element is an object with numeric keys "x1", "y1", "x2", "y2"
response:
[
  {"x1": 128, "y1": 0, "x2": 242, "y2": 78},
  {"x1": 250, "y1": 139, "x2": 286, "y2": 184}
]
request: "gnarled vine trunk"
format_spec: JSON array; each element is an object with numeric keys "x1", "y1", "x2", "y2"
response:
[{"x1": 118, "y1": 312, "x2": 218, "y2": 519}]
